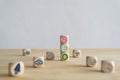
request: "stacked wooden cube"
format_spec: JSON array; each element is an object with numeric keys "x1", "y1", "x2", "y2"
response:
[{"x1": 60, "y1": 35, "x2": 69, "y2": 61}]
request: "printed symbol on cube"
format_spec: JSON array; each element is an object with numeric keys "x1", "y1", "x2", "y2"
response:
[
  {"x1": 14, "y1": 63, "x2": 20, "y2": 75},
  {"x1": 101, "y1": 60, "x2": 115, "y2": 73},
  {"x1": 46, "y1": 51, "x2": 54, "y2": 60},
  {"x1": 86, "y1": 56, "x2": 98, "y2": 67},
  {"x1": 25, "y1": 51, "x2": 30, "y2": 55},
  {"x1": 8, "y1": 61, "x2": 24, "y2": 77},
  {"x1": 61, "y1": 44, "x2": 69, "y2": 52},
  {"x1": 61, "y1": 53, "x2": 69, "y2": 61},
  {"x1": 23, "y1": 48, "x2": 31, "y2": 56},
  {"x1": 73, "y1": 50, "x2": 81, "y2": 58},
  {"x1": 34, "y1": 60, "x2": 43, "y2": 65},
  {"x1": 33, "y1": 57, "x2": 44, "y2": 68},
  {"x1": 60, "y1": 35, "x2": 68, "y2": 44}
]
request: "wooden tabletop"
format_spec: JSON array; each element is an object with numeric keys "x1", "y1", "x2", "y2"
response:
[{"x1": 0, "y1": 49, "x2": 120, "y2": 80}]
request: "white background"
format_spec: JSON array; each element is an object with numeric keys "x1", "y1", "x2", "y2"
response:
[{"x1": 0, "y1": 0, "x2": 120, "y2": 49}]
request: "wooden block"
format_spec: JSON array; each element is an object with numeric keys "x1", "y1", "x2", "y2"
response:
[
  {"x1": 86, "y1": 56, "x2": 98, "y2": 67},
  {"x1": 46, "y1": 51, "x2": 55, "y2": 60},
  {"x1": 60, "y1": 35, "x2": 69, "y2": 44},
  {"x1": 73, "y1": 50, "x2": 81, "y2": 58},
  {"x1": 61, "y1": 53, "x2": 69, "y2": 61},
  {"x1": 60, "y1": 44, "x2": 69, "y2": 52},
  {"x1": 60, "y1": 35, "x2": 69, "y2": 61},
  {"x1": 101, "y1": 60, "x2": 115, "y2": 73},
  {"x1": 33, "y1": 57, "x2": 44, "y2": 68},
  {"x1": 8, "y1": 61, "x2": 24, "y2": 77},
  {"x1": 23, "y1": 48, "x2": 31, "y2": 56}
]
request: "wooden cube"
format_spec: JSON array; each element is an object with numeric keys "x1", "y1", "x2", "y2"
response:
[
  {"x1": 73, "y1": 50, "x2": 81, "y2": 58},
  {"x1": 8, "y1": 61, "x2": 24, "y2": 77},
  {"x1": 101, "y1": 60, "x2": 115, "y2": 73},
  {"x1": 60, "y1": 35, "x2": 69, "y2": 44},
  {"x1": 33, "y1": 57, "x2": 44, "y2": 68},
  {"x1": 60, "y1": 44, "x2": 69, "y2": 52},
  {"x1": 23, "y1": 48, "x2": 31, "y2": 56},
  {"x1": 86, "y1": 56, "x2": 98, "y2": 67},
  {"x1": 46, "y1": 51, "x2": 55, "y2": 60},
  {"x1": 61, "y1": 53, "x2": 69, "y2": 61}
]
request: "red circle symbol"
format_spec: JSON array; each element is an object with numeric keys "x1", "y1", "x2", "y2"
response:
[{"x1": 61, "y1": 36, "x2": 67, "y2": 44}]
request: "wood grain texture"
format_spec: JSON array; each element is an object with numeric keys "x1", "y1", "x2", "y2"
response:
[{"x1": 0, "y1": 49, "x2": 120, "y2": 80}]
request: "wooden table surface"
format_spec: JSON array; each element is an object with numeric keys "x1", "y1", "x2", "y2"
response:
[{"x1": 0, "y1": 49, "x2": 120, "y2": 80}]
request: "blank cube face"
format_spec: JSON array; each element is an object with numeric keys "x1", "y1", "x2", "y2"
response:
[
  {"x1": 86, "y1": 56, "x2": 98, "y2": 67},
  {"x1": 60, "y1": 44, "x2": 69, "y2": 52},
  {"x1": 73, "y1": 50, "x2": 81, "y2": 58},
  {"x1": 46, "y1": 52, "x2": 54, "y2": 60},
  {"x1": 33, "y1": 57, "x2": 44, "y2": 68},
  {"x1": 8, "y1": 61, "x2": 24, "y2": 77},
  {"x1": 61, "y1": 53, "x2": 69, "y2": 61},
  {"x1": 101, "y1": 60, "x2": 115, "y2": 73},
  {"x1": 23, "y1": 48, "x2": 31, "y2": 56},
  {"x1": 60, "y1": 35, "x2": 69, "y2": 44}
]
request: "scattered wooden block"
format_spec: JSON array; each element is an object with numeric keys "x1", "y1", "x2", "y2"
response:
[
  {"x1": 86, "y1": 56, "x2": 98, "y2": 67},
  {"x1": 73, "y1": 50, "x2": 81, "y2": 58},
  {"x1": 101, "y1": 60, "x2": 115, "y2": 73},
  {"x1": 33, "y1": 57, "x2": 44, "y2": 68},
  {"x1": 60, "y1": 44, "x2": 69, "y2": 52},
  {"x1": 8, "y1": 61, "x2": 24, "y2": 77},
  {"x1": 61, "y1": 53, "x2": 69, "y2": 61},
  {"x1": 60, "y1": 35, "x2": 69, "y2": 44},
  {"x1": 46, "y1": 51, "x2": 55, "y2": 60},
  {"x1": 23, "y1": 48, "x2": 31, "y2": 56}
]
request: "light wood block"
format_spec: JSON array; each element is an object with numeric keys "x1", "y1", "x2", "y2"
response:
[
  {"x1": 61, "y1": 53, "x2": 69, "y2": 61},
  {"x1": 46, "y1": 51, "x2": 55, "y2": 60},
  {"x1": 33, "y1": 56, "x2": 44, "y2": 68},
  {"x1": 23, "y1": 48, "x2": 31, "y2": 56},
  {"x1": 73, "y1": 50, "x2": 81, "y2": 58},
  {"x1": 60, "y1": 35, "x2": 69, "y2": 44},
  {"x1": 8, "y1": 61, "x2": 24, "y2": 77},
  {"x1": 60, "y1": 44, "x2": 69, "y2": 52},
  {"x1": 101, "y1": 60, "x2": 115, "y2": 73},
  {"x1": 86, "y1": 56, "x2": 98, "y2": 67}
]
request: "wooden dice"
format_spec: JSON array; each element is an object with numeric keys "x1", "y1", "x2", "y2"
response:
[
  {"x1": 101, "y1": 60, "x2": 115, "y2": 73},
  {"x1": 60, "y1": 44, "x2": 69, "y2": 52},
  {"x1": 60, "y1": 35, "x2": 69, "y2": 44},
  {"x1": 46, "y1": 51, "x2": 55, "y2": 60},
  {"x1": 33, "y1": 57, "x2": 44, "y2": 68},
  {"x1": 23, "y1": 48, "x2": 31, "y2": 56},
  {"x1": 86, "y1": 56, "x2": 98, "y2": 67},
  {"x1": 8, "y1": 61, "x2": 24, "y2": 77},
  {"x1": 61, "y1": 53, "x2": 69, "y2": 61},
  {"x1": 73, "y1": 50, "x2": 81, "y2": 58},
  {"x1": 60, "y1": 35, "x2": 69, "y2": 61}
]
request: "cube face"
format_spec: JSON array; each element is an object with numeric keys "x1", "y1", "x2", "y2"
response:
[
  {"x1": 86, "y1": 56, "x2": 98, "y2": 67},
  {"x1": 60, "y1": 35, "x2": 69, "y2": 44},
  {"x1": 73, "y1": 50, "x2": 81, "y2": 58},
  {"x1": 61, "y1": 53, "x2": 69, "y2": 61},
  {"x1": 8, "y1": 61, "x2": 24, "y2": 77},
  {"x1": 46, "y1": 51, "x2": 54, "y2": 60},
  {"x1": 33, "y1": 57, "x2": 44, "y2": 68},
  {"x1": 25, "y1": 51, "x2": 30, "y2": 55},
  {"x1": 23, "y1": 48, "x2": 31, "y2": 56},
  {"x1": 101, "y1": 60, "x2": 115, "y2": 73},
  {"x1": 60, "y1": 44, "x2": 69, "y2": 52}
]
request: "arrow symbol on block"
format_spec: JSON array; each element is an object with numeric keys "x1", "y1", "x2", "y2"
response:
[{"x1": 14, "y1": 63, "x2": 20, "y2": 75}]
